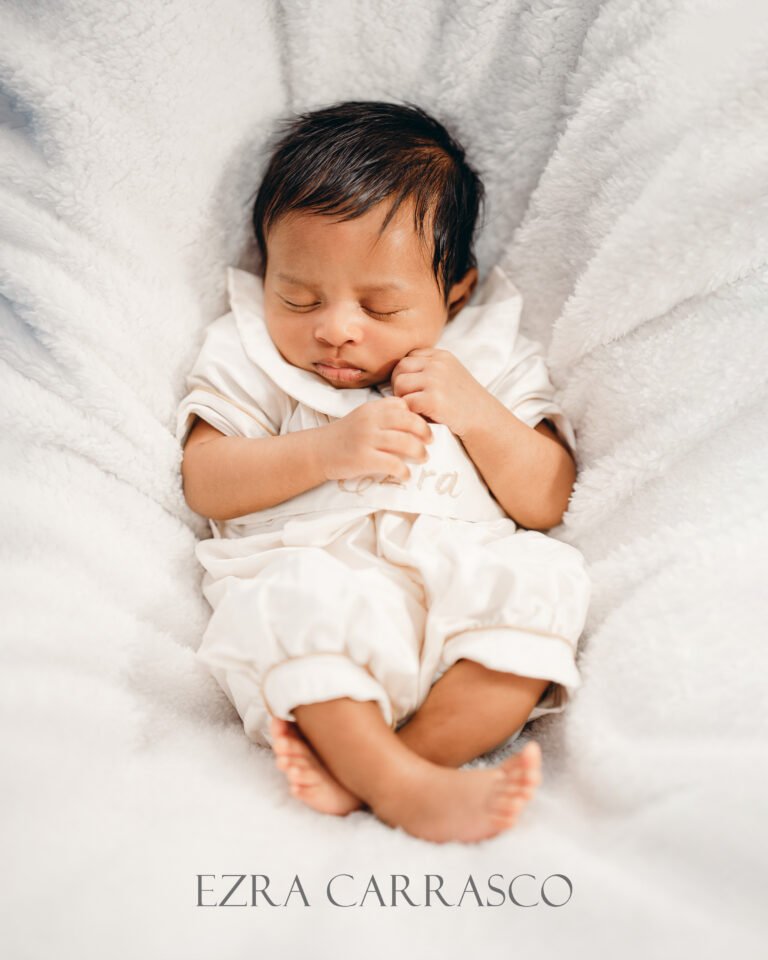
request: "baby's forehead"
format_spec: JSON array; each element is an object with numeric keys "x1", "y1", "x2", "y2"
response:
[{"x1": 266, "y1": 204, "x2": 436, "y2": 270}]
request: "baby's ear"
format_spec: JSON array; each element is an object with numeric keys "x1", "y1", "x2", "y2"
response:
[{"x1": 447, "y1": 266, "x2": 479, "y2": 318}]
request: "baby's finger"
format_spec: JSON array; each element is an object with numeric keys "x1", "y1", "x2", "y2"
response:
[
  {"x1": 385, "y1": 399, "x2": 433, "y2": 442},
  {"x1": 378, "y1": 429, "x2": 429, "y2": 464},
  {"x1": 391, "y1": 368, "x2": 424, "y2": 399},
  {"x1": 401, "y1": 404, "x2": 433, "y2": 443},
  {"x1": 413, "y1": 414, "x2": 434, "y2": 443}
]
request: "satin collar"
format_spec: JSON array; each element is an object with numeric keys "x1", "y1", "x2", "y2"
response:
[{"x1": 227, "y1": 264, "x2": 523, "y2": 418}]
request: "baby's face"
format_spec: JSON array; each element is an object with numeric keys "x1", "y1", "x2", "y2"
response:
[{"x1": 262, "y1": 199, "x2": 474, "y2": 389}]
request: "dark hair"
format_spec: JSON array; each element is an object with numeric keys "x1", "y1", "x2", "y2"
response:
[{"x1": 250, "y1": 100, "x2": 485, "y2": 303}]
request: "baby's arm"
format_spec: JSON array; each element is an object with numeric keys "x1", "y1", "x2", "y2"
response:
[
  {"x1": 180, "y1": 398, "x2": 431, "y2": 522},
  {"x1": 181, "y1": 417, "x2": 329, "y2": 521},
  {"x1": 390, "y1": 355, "x2": 575, "y2": 530},
  {"x1": 460, "y1": 396, "x2": 576, "y2": 531}
]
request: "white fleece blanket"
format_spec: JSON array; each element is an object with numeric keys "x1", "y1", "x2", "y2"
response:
[{"x1": 1, "y1": 1, "x2": 766, "y2": 957}]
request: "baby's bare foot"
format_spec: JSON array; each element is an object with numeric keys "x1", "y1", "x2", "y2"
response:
[
  {"x1": 372, "y1": 741, "x2": 543, "y2": 844},
  {"x1": 270, "y1": 717, "x2": 364, "y2": 816}
]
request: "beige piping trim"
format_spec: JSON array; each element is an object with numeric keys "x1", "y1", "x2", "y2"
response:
[
  {"x1": 443, "y1": 622, "x2": 578, "y2": 652},
  {"x1": 260, "y1": 651, "x2": 398, "y2": 731},
  {"x1": 188, "y1": 386, "x2": 279, "y2": 436}
]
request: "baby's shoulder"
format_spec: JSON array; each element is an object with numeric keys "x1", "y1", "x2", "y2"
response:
[{"x1": 188, "y1": 310, "x2": 293, "y2": 427}]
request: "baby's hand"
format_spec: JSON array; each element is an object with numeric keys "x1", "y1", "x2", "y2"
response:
[
  {"x1": 391, "y1": 348, "x2": 488, "y2": 438},
  {"x1": 320, "y1": 396, "x2": 433, "y2": 483}
]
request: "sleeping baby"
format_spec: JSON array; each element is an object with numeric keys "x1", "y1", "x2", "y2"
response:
[{"x1": 176, "y1": 100, "x2": 591, "y2": 844}]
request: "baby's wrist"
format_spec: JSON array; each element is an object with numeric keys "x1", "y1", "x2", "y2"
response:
[
  {"x1": 454, "y1": 387, "x2": 496, "y2": 442},
  {"x1": 307, "y1": 421, "x2": 336, "y2": 482}
]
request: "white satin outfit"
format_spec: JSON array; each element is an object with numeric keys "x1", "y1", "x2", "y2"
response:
[{"x1": 176, "y1": 265, "x2": 592, "y2": 749}]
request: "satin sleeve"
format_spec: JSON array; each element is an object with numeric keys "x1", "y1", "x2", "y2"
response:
[
  {"x1": 487, "y1": 331, "x2": 577, "y2": 456},
  {"x1": 175, "y1": 312, "x2": 287, "y2": 448}
]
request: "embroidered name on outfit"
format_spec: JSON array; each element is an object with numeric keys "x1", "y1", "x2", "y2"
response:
[{"x1": 339, "y1": 468, "x2": 462, "y2": 499}]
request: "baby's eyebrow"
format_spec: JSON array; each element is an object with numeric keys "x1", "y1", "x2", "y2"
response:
[{"x1": 276, "y1": 271, "x2": 408, "y2": 293}]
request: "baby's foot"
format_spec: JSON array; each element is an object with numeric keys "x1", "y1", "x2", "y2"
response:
[
  {"x1": 372, "y1": 740, "x2": 543, "y2": 844},
  {"x1": 270, "y1": 717, "x2": 364, "y2": 816}
]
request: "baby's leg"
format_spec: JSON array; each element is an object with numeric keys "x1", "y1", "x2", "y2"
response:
[
  {"x1": 273, "y1": 660, "x2": 545, "y2": 815},
  {"x1": 396, "y1": 659, "x2": 550, "y2": 767},
  {"x1": 287, "y1": 696, "x2": 541, "y2": 844}
]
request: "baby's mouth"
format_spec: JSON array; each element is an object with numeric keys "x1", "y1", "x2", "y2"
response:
[{"x1": 314, "y1": 362, "x2": 366, "y2": 384}]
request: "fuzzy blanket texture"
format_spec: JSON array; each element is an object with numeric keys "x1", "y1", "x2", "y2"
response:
[{"x1": 1, "y1": 1, "x2": 766, "y2": 957}]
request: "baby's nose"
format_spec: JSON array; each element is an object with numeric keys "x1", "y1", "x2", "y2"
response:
[{"x1": 314, "y1": 307, "x2": 363, "y2": 344}]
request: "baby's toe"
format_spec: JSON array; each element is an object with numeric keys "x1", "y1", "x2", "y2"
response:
[
  {"x1": 520, "y1": 741, "x2": 542, "y2": 768},
  {"x1": 272, "y1": 716, "x2": 307, "y2": 745},
  {"x1": 287, "y1": 764, "x2": 319, "y2": 788},
  {"x1": 270, "y1": 716, "x2": 289, "y2": 738},
  {"x1": 508, "y1": 767, "x2": 540, "y2": 789},
  {"x1": 489, "y1": 794, "x2": 524, "y2": 824},
  {"x1": 505, "y1": 792, "x2": 527, "y2": 812}
]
